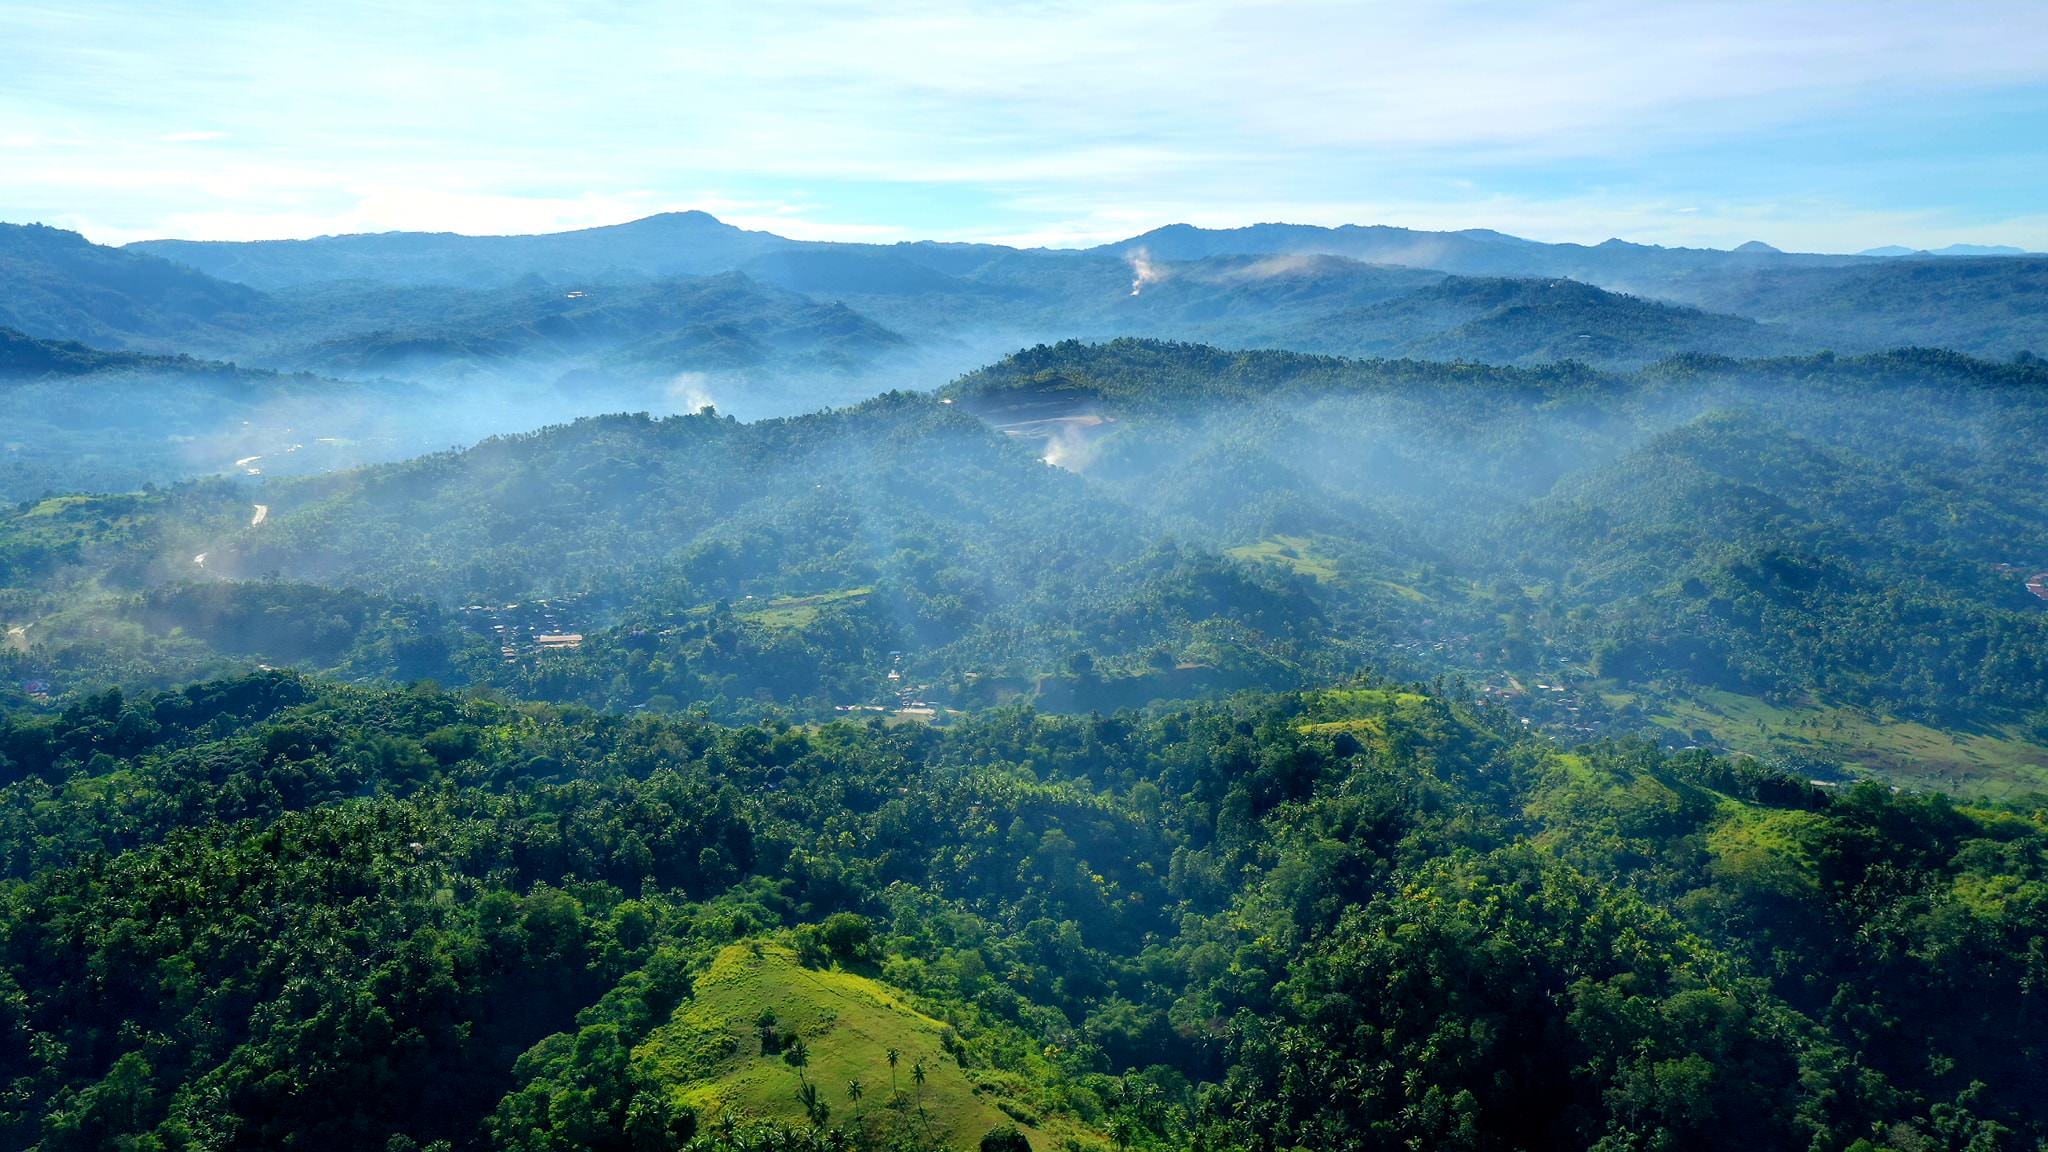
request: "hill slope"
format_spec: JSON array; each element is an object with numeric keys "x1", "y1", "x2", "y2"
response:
[
  {"x1": 128, "y1": 210, "x2": 797, "y2": 289},
  {"x1": 265, "y1": 272, "x2": 908, "y2": 380},
  {"x1": 1267, "y1": 275, "x2": 1790, "y2": 365},
  {"x1": 11, "y1": 342, "x2": 2048, "y2": 793},
  {"x1": 946, "y1": 341, "x2": 2048, "y2": 750},
  {"x1": 0, "y1": 223, "x2": 271, "y2": 351},
  {"x1": 0, "y1": 328, "x2": 423, "y2": 499},
  {"x1": 3, "y1": 672, "x2": 2043, "y2": 1150},
  {"x1": 1673, "y1": 255, "x2": 2048, "y2": 357},
  {"x1": 133, "y1": 211, "x2": 1872, "y2": 291},
  {"x1": 638, "y1": 942, "x2": 1086, "y2": 1149},
  {"x1": 0, "y1": 325, "x2": 169, "y2": 378},
  {"x1": 13, "y1": 213, "x2": 2031, "y2": 390},
  {"x1": 1091, "y1": 220, "x2": 1867, "y2": 282}
]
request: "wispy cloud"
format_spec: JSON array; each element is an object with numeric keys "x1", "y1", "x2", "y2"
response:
[{"x1": 2, "y1": 1, "x2": 2045, "y2": 250}]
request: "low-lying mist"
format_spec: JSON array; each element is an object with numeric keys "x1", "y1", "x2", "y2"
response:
[
  {"x1": 0, "y1": 335, "x2": 1003, "y2": 502},
  {"x1": 8, "y1": 340, "x2": 2048, "y2": 769}
]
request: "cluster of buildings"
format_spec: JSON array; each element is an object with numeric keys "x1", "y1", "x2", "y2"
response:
[
  {"x1": 459, "y1": 595, "x2": 589, "y2": 664},
  {"x1": 1991, "y1": 562, "x2": 2048, "y2": 601},
  {"x1": 832, "y1": 651, "x2": 949, "y2": 723}
]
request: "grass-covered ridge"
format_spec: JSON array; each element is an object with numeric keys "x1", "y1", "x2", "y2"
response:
[{"x1": 638, "y1": 940, "x2": 1095, "y2": 1149}]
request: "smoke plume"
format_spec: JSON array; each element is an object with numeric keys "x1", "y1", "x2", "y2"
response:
[{"x1": 1127, "y1": 248, "x2": 1164, "y2": 296}]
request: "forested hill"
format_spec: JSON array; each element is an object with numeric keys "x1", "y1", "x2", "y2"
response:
[
  {"x1": 1279, "y1": 275, "x2": 1794, "y2": 365},
  {"x1": 946, "y1": 342, "x2": 2048, "y2": 736},
  {"x1": 7, "y1": 342, "x2": 2048, "y2": 793},
  {"x1": 0, "y1": 223, "x2": 273, "y2": 351},
  {"x1": 1671, "y1": 255, "x2": 2048, "y2": 355},
  {"x1": 261, "y1": 272, "x2": 911, "y2": 382},
  {"x1": 126, "y1": 210, "x2": 814, "y2": 289},
  {"x1": 1090, "y1": 219, "x2": 1866, "y2": 279},
  {"x1": 0, "y1": 328, "x2": 465, "y2": 501},
  {"x1": 128, "y1": 212, "x2": 1867, "y2": 291},
  {"x1": 1, "y1": 671, "x2": 2042, "y2": 1151},
  {"x1": 3, "y1": 397, "x2": 1298, "y2": 718},
  {"x1": 0, "y1": 326, "x2": 178, "y2": 378},
  {"x1": 944, "y1": 337, "x2": 1612, "y2": 412},
  {"x1": 947, "y1": 335, "x2": 2048, "y2": 410}
]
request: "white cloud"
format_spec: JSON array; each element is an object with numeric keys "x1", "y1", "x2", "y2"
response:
[{"x1": 2, "y1": 1, "x2": 2045, "y2": 248}]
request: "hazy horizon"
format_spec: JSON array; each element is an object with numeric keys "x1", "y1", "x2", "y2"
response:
[
  {"x1": 12, "y1": 204, "x2": 2043, "y2": 260},
  {"x1": 7, "y1": 8, "x2": 2048, "y2": 1149},
  {"x1": 6, "y1": 1, "x2": 2048, "y2": 253}
]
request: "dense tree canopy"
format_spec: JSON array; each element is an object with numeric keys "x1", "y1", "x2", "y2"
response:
[
  {"x1": 1, "y1": 672, "x2": 2042, "y2": 1150},
  {"x1": 5, "y1": 226, "x2": 2048, "y2": 1152}
]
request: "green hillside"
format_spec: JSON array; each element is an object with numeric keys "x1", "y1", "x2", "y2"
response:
[
  {"x1": 1617, "y1": 684, "x2": 2048, "y2": 801},
  {"x1": 0, "y1": 223, "x2": 272, "y2": 352},
  {"x1": 9, "y1": 342, "x2": 2048, "y2": 798},
  {"x1": 639, "y1": 942, "x2": 1095, "y2": 1150},
  {"x1": 1273, "y1": 275, "x2": 1792, "y2": 366},
  {"x1": 13, "y1": 12, "x2": 2048, "y2": 1152},
  {"x1": 6, "y1": 670, "x2": 2045, "y2": 1150}
]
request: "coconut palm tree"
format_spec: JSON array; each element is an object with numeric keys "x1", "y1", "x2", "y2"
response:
[
  {"x1": 847, "y1": 1077, "x2": 864, "y2": 1117},
  {"x1": 796, "y1": 1081, "x2": 829, "y2": 1127},
  {"x1": 784, "y1": 1035, "x2": 810, "y2": 1086}
]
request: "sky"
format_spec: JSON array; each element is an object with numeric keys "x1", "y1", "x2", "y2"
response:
[{"x1": 3, "y1": 0, "x2": 2046, "y2": 252}]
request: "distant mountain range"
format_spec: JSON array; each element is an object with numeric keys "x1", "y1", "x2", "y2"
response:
[
  {"x1": 127, "y1": 210, "x2": 1014, "y2": 292},
  {"x1": 1, "y1": 212, "x2": 2042, "y2": 445},
  {"x1": 1859, "y1": 243, "x2": 2039, "y2": 258},
  {"x1": 122, "y1": 211, "x2": 2044, "y2": 294},
  {"x1": 1091, "y1": 222, "x2": 1869, "y2": 289}
]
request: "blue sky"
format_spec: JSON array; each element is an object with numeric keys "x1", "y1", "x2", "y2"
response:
[{"x1": 3, "y1": 0, "x2": 2046, "y2": 251}]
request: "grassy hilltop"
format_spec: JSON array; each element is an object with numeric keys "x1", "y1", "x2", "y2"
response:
[{"x1": 640, "y1": 941, "x2": 1096, "y2": 1150}]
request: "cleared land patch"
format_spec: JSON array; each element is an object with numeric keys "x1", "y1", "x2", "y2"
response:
[
  {"x1": 1226, "y1": 535, "x2": 1339, "y2": 581},
  {"x1": 734, "y1": 587, "x2": 872, "y2": 630},
  {"x1": 635, "y1": 942, "x2": 1091, "y2": 1150},
  {"x1": 1623, "y1": 686, "x2": 2048, "y2": 800}
]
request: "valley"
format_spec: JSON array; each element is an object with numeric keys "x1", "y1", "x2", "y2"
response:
[
  {"x1": 11, "y1": 8, "x2": 2048, "y2": 1151},
  {"x1": 4, "y1": 211, "x2": 2047, "y2": 1152}
]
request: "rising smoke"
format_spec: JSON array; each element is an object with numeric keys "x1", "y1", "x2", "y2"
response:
[
  {"x1": 666, "y1": 371, "x2": 719, "y2": 415},
  {"x1": 1127, "y1": 248, "x2": 1165, "y2": 296}
]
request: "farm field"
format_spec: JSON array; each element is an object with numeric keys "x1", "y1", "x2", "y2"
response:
[
  {"x1": 735, "y1": 587, "x2": 874, "y2": 630},
  {"x1": 1617, "y1": 685, "x2": 2048, "y2": 800}
]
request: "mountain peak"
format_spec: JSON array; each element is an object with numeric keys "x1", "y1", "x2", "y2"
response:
[
  {"x1": 1733, "y1": 240, "x2": 1781, "y2": 254},
  {"x1": 622, "y1": 210, "x2": 732, "y2": 229}
]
